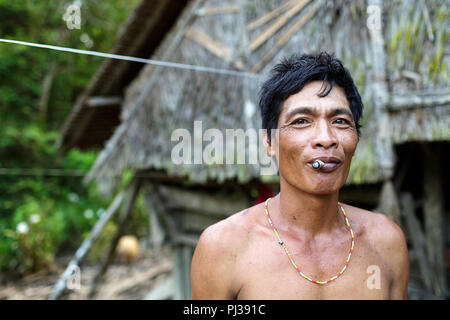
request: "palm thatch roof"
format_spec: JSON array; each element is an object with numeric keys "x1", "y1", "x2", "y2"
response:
[
  {"x1": 57, "y1": 0, "x2": 189, "y2": 152},
  {"x1": 59, "y1": 0, "x2": 450, "y2": 195}
]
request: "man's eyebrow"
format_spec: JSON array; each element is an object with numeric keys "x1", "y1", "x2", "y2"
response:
[
  {"x1": 283, "y1": 107, "x2": 318, "y2": 120},
  {"x1": 329, "y1": 108, "x2": 353, "y2": 118},
  {"x1": 283, "y1": 106, "x2": 353, "y2": 121}
]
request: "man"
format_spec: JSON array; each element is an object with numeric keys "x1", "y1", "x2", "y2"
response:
[{"x1": 191, "y1": 52, "x2": 409, "y2": 299}]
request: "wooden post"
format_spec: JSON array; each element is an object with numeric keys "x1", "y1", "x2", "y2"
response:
[
  {"x1": 400, "y1": 192, "x2": 433, "y2": 291},
  {"x1": 144, "y1": 185, "x2": 166, "y2": 250},
  {"x1": 422, "y1": 145, "x2": 446, "y2": 297},
  {"x1": 367, "y1": 0, "x2": 395, "y2": 180},
  {"x1": 376, "y1": 180, "x2": 402, "y2": 227},
  {"x1": 173, "y1": 244, "x2": 193, "y2": 300},
  {"x1": 88, "y1": 177, "x2": 141, "y2": 298},
  {"x1": 48, "y1": 188, "x2": 126, "y2": 300}
]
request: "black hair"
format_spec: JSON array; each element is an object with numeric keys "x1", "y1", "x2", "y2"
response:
[{"x1": 259, "y1": 52, "x2": 363, "y2": 140}]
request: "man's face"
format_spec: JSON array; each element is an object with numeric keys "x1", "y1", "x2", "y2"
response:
[{"x1": 269, "y1": 80, "x2": 358, "y2": 195}]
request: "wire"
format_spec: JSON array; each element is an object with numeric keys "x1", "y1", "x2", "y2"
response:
[
  {"x1": 0, "y1": 38, "x2": 266, "y2": 178},
  {"x1": 0, "y1": 168, "x2": 87, "y2": 177},
  {"x1": 0, "y1": 38, "x2": 264, "y2": 79}
]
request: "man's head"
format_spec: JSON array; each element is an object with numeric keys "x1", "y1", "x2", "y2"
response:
[
  {"x1": 259, "y1": 52, "x2": 363, "y2": 141},
  {"x1": 259, "y1": 52, "x2": 363, "y2": 195}
]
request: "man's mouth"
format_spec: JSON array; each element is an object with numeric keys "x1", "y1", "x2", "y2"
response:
[{"x1": 308, "y1": 157, "x2": 342, "y2": 173}]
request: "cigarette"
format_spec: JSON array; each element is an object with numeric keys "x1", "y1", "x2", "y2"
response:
[{"x1": 312, "y1": 160, "x2": 325, "y2": 169}]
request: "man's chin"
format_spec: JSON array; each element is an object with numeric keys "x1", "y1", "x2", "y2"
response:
[{"x1": 308, "y1": 187, "x2": 340, "y2": 196}]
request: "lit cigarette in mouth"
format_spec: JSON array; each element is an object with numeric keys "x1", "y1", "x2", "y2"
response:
[{"x1": 312, "y1": 160, "x2": 325, "y2": 169}]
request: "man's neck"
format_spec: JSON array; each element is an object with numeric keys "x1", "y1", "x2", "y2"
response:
[{"x1": 269, "y1": 177, "x2": 343, "y2": 238}]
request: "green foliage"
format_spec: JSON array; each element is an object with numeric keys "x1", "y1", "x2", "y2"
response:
[
  {"x1": 86, "y1": 221, "x2": 117, "y2": 264},
  {"x1": 3, "y1": 197, "x2": 64, "y2": 273},
  {"x1": 0, "y1": 0, "x2": 141, "y2": 276}
]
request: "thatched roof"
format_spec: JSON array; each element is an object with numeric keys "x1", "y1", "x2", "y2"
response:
[
  {"x1": 59, "y1": 0, "x2": 449, "y2": 195},
  {"x1": 57, "y1": 0, "x2": 189, "y2": 152}
]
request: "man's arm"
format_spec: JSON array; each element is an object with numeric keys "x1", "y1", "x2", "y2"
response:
[
  {"x1": 191, "y1": 221, "x2": 239, "y2": 299},
  {"x1": 376, "y1": 214, "x2": 410, "y2": 299},
  {"x1": 389, "y1": 221, "x2": 410, "y2": 299}
]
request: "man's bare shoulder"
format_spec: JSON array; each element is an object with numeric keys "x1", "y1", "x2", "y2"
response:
[
  {"x1": 197, "y1": 201, "x2": 265, "y2": 252},
  {"x1": 191, "y1": 202, "x2": 265, "y2": 299},
  {"x1": 341, "y1": 203, "x2": 406, "y2": 246},
  {"x1": 341, "y1": 202, "x2": 409, "y2": 296}
]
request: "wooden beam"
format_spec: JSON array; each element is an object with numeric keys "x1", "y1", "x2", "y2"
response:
[
  {"x1": 86, "y1": 96, "x2": 123, "y2": 108},
  {"x1": 388, "y1": 90, "x2": 450, "y2": 111},
  {"x1": 247, "y1": 0, "x2": 296, "y2": 31},
  {"x1": 197, "y1": 5, "x2": 240, "y2": 16},
  {"x1": 185, "y1": 27, "x2": 233, "y2": 63},
  {"x1": 48, "y1": 187, "x2": 127, "y2": 300},
  {"x1": 250, "y1": 0, "x2": 321, "y2": 73},
  {"x1": 249, "y1": 0, "x2": 310, "y2": 52}
]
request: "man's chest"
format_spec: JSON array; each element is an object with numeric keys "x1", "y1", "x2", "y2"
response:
[{"x1": 235, "y1": 235, "x2": 392, "y2": 299}]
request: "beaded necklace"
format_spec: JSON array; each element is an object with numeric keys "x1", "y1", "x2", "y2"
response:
[{"x1": 264, "y1": 197, "x2": 355, "y2": 285}]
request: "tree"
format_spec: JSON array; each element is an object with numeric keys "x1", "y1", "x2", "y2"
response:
[{"x1": 0, "y1": 0, "x2": 140, "y2": 276}]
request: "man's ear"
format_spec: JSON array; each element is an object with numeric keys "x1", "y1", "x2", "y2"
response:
[{"x1": 262, "y1": 129, "x2": 274, "y2": 157}]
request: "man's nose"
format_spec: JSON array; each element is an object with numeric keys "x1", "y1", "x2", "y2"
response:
[{"x1": 311, "y1": 120, "x2": 338, "y2": 149}]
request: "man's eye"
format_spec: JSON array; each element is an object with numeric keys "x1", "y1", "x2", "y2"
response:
[
  {"x1": 334, "y1": 118, "x2": 350, "y2": 125},
  {"x1": 293, "y1": 118, "x2": 308, "y2": 125}
]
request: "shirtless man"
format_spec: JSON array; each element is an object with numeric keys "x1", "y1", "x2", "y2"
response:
[{"x1": 191, "y1": 52, "x2": 409, "y2": 299}]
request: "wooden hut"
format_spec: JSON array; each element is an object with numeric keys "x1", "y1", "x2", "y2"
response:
[{"x1": 55, "y1": 0, "x2": 449, "y2": 300}]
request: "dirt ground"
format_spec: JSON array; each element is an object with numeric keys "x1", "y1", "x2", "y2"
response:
[{"x1": 0, "y1": 246, "x2": 173, "y2": 300}]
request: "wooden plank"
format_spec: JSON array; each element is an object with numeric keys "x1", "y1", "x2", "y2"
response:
[
  {"x1": 185, "y1": 27, "x2": 233, "y2": 63},
  {"x1": 388, "y1": 90, "x2": 450, "y2": 111},
  {"x1": 249, "y1": 0, "x2": 310, "y2": 52},
  {"x1": 173, "y1": 233, "x2": 199, "y2": 247},
  {"x1": 250, "y1": 0, "x2": 320, "y2": 73},
  {"x1": 197, "y1": 5, "x2": 240, "y2": 16},
  {"x1": 48, "y1": 187, "x2": 127, "y2": 300},
  {"x1": 157, "y1": 185, "x2": 249, "y2": 217},
  {"x1": 182, "y1": 211, "x2": 221, "y2": 233},
  {"x1": 247, "y1": 0, "x2": 296, "y2": 31}
]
